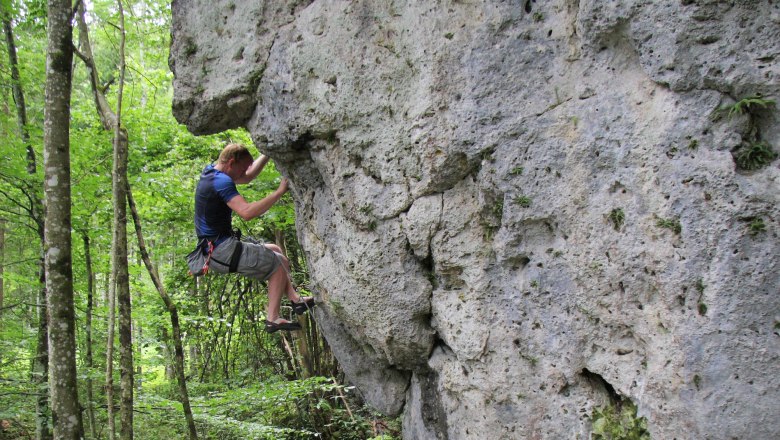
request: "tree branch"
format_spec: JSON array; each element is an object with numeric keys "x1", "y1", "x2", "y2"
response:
[
  {"x1": 70, "y1": 0, "x2": 84, "y2": 22},
  {"x1": 0, "y1": 187, "x2": 33, "y2": 216}
]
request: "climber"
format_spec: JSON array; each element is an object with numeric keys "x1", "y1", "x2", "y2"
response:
[{"x1": 186, "y1": 143, "x2": 314, "y2": 333}]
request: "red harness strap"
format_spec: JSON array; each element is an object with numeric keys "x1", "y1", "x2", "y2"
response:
[{"x1": 202, "y1": 240, "x2": 215, "y2": 274}]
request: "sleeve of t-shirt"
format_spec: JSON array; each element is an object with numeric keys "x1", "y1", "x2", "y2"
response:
[{"x1": 213, "y1": 174, "x2": 240, "y2": 203}]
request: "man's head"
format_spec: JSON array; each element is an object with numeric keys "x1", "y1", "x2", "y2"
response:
[{"x1": 216, "y1": 143, "x2": 253, "y2": 179}]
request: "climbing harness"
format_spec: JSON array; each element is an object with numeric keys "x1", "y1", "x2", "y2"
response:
[{"x1": 188, "y1": 229, "x2": 244, "y2": 276}]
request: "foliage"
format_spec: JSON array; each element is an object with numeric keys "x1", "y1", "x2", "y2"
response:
[
  {"x1": 737, "y1": 216, "x2": 767, "y2": 236},
  {"x1": 609, "y1": 208, "x2": 625, "y2": 231},
  {"x1": 747, "y1": 217, "x2": 766, "y2": 235},
  {"x1": 719, "y1": 95, "x2": 775, "y2": 119},
  {"x1": 509, "y1": 166, "x2": 524, "y2": 175},
  {"x1": 0, "y1": 0, "x2": 353, "y2": 438},
  {"x1": 734, "y1": 142, "x2": 777, "y2": 171},
  {"x1": 130, "y1": 376, "x2": 395, "y2": 440},
  {"x1": 591, "y1": 400, "x2": 650, "y2": 440},
  {"x1": 515, "y1": 195, "x2": 532, "y2": 208},
  {"x1": 655, "y1": 216, "x2": 681, "y2": 235}
]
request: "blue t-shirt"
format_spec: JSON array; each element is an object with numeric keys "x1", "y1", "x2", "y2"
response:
[{"x1": 194, "y1": 165, "x2": 240, "y2": 238}]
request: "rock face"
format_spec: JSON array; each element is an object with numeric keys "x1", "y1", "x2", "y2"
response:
[{"x1": 171, "y1": 1, "x2": 780, "y2": 438}]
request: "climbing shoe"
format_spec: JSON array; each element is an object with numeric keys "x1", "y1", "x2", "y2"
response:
[
  {"x1": 264, "y1": 319, "x2": 301, "y2": 333},
  {"x1": 290, "y1": 297, "x2": 316, "y2": 315}
]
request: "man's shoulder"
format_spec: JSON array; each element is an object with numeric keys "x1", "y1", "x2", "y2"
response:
[
  {"x1": 201, "y1": 165, "x2": 231, "y2": 182},
  {"x1": 211, "y1": 170, "x2": 238, "y2": 198}
]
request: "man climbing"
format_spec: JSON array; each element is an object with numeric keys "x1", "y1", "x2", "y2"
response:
[{"x1": 188, "y1": 143, "x2": 313, "y2": 332}]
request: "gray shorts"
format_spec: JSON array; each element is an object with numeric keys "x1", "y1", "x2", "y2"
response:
[{"x1": 192, "y1": 237, "x2": 281, "y2": 281}]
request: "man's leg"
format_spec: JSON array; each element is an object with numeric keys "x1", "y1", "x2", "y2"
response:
[
  {"x1": 233, "y1": 240, "x2": 302, "y2": 329},
  {"x1": 265, "y1": 266, "x2": 288, "y2": 322},
  {"x1": 263, "y1": 244, "x2": 304, "y2": 301}
]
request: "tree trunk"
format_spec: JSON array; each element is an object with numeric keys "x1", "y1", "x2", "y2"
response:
[
  {"x1": 113, "y1": 4, "x2": 133, "y2": 438},
  {"x1": 1, "y1": 7, "x2": 34, "y2": 173},
  {"x1": 2, "y1": 9, "x2": 51, "y2": 438},
  {"x1": 83, "y1": 233, "x2": 98, "y2": 439},
  {"x1": 43, "y1": 0, "x2": 83, "y2": 437},
  {"x1": 275, "y1": 230, "x2": 313, "y2": 378},
  {"x1": 75, "y1": 2, "x2": 134, "y2": 436},
  {"x1": 33, "y1": 264, "x2": 50, "y2": 440},
  {"x1": 0, "y1": 218, "x2": 5, "y2": 318},
  {"x1": 106, "y1": 248, "x2": 117, "y2": 440},
  {"x1": 127, "y1": 183, "x2": 199, "y2": 440}
]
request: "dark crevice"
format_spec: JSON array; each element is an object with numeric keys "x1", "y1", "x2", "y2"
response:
[
  {"x1": 290, "y1": 131, "x2": 314, "y2": 151},
  {"x1": 430, "y1": 336, "x2": 452, "y2": 358},
  {"x1": 580, "y1": 368, "x2": 622, "y2": 405},
  {"x1": 412, "y1": 367, "x2": 449, "y2": 439}
]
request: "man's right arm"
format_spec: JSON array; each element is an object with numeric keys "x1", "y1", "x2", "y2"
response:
[
  {"x1": 234, "y1": 154, "x2": 270, "y2": 185},
  {"x1": 227, "y1": 178, "x2": 289, "y2": 221}
]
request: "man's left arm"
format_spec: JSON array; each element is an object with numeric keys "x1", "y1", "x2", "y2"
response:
[{"x1": 234, "y1": 154, "x2": 270, "y2": 184}]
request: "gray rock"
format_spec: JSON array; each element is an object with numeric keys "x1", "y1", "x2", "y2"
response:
[{"x1": 171, "y1": 0, "x2": 780, "y2": 438}]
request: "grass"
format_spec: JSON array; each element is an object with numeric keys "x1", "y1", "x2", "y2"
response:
[
  {"x1": 184, "y1": 38, "x2": 197, "y2": 57},
  {"x1": 695, "y1": 279, "x2": 706, "y2": 316},
  {"x1": 609, "y1": 208, "x2": 625, "y2": 231},
  {"x1": 132, "y1": 377, "x2": 395, "y2": 440},
  {"x1": 656, "y1": 216, "x2": 682, "y2": 235},
  {"x1": 515, "y1": 195, "x2": 532, "y2": 208},
  {"x1": 748, "y1": 217, "x2": 766, "y2": 235}
]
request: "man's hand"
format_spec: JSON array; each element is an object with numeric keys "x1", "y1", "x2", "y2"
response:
[
  {"x1": 228, "y1": 177, "x2": 290, "y2": 221},
  {"x1": 276, "y1": 177, "x2": 289, "y2": 195}
]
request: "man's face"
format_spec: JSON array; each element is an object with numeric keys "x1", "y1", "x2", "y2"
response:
[{"x1": 229, "y1": 157, "x2": 252, "y2": 179}]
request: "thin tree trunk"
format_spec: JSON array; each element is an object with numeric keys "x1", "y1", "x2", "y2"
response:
[
  {"x1": 83, "y1": 233, "x2": 98, "y2": 439},
  {"x1": 1, "y1": 8, "x2": 34, "y2": 173},
  {"x1": 43, "y1": 0, "x2": 83, "y2": 437},
  {"x1": 106, "y1": 247, "x2": 117, "y2": 440},
  {"x1": 3, "y1": 8, "x2": 51, "y2": 438},
  {"x1": 113, "y1": 4, "x2": 133, "y2": 438},
  {"x1": 34, "y1": 263, "x2": 50, "y2": 440},
  {"x1": 0, "y1": 218, "x2": 5, "y2": 318},
  {"x1": 161, "y1": 326, "x2": 176, "y2": 380},
  {"x1": 188, "y1": 278, "x2": 202, "y2": 378},
  {"x1": 275, "y1": 230, "x2": 313, "y2": 378},
  {"x1": 127, "y1": 184, "x2": 199, "y2": 440},
  {"x1": 75, "y1": 2, "x2": 134, "y2": 436}
]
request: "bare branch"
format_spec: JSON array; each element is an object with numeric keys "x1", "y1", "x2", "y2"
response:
[
  {"x1": 0, "y1": 187, "x2": 33, "y2": 215},
  {"x1": 0, "y1": 301, "x2": 23, "y2": 311},
  {"x1": 126, "y1": 64, "x2": 158, "y2": 93}
]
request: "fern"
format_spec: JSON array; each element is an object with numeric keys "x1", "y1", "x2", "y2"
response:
[{"x1": 722, "y1": 95, "x2": 776, "y2": 118}]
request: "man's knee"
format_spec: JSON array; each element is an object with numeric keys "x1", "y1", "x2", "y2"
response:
[
  {"x1": 268, "y1": 264, "x2": 286, "y2": 283},
  {"x1": 265, "y1": 244, "x2": 282, "y2": 253}
]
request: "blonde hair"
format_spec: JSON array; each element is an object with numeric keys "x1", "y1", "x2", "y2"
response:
[{"x1": 217, "y1": 143, "x2": 253, "y2": 164}]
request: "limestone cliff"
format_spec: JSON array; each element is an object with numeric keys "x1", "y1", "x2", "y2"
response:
[{"x1": 170, "y1": 1, "x2": 780, "y2": 438}]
